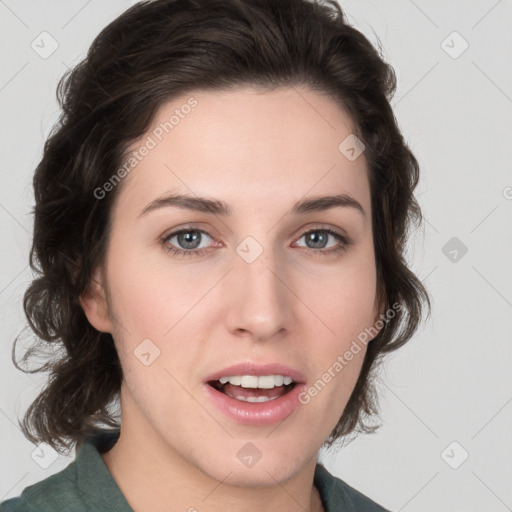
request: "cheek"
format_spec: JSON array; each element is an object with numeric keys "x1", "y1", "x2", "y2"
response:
[
  {"x1": 104, "y1": 248, "x2": 206, "y2": 378},
  {"x1": 301, "y1": 250, "x2": 377, "y2": 403},
  {"x1": 104, "y1": 254, "x2": 199, "y2": 420},
  {"x1": 105, "y1": 245, "x2": 184, "y2": 337},
  {"x1": 306, "y1": 251, "x2": 378, "y2": 340}
]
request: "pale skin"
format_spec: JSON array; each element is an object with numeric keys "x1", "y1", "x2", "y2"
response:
[{"x1": 80, "y1": 85, "x2": 385, "y2": 512}]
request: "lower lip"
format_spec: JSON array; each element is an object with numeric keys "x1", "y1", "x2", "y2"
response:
[{"x1": 203, "y1": 382, "x2": 306, "y2": 426}]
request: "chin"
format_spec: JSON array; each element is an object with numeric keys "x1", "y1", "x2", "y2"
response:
[{"x1": 201, "y1": 450, "x2": 307, "y2": 488}]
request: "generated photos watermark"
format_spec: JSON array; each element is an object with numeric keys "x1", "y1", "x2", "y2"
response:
[
  {"x1": 93, "y1": 97, "x2": 198, "y2": 200},
  {"x1": 298, "y1": 301, "x2": 402, "y2": 405}
]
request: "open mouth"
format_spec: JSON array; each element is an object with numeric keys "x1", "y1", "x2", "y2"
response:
[{"x1": 207, "y1": 380, "x2": 297, "y2": 403}]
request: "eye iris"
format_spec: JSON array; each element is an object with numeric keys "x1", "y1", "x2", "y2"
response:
[
  {"x1": 178, "y1": 231, "x2": 201, "y2": 249},
  {"x1": 307, "y1": 231, "x2": 328, "y2": 249}
]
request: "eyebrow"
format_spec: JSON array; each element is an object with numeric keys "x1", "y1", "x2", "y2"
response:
[{"x1": 138, "y1": 193, "x2": 366, "y2": 219}]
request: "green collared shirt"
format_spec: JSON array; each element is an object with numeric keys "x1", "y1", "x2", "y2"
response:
[{"x1": 0, "y1": 430, "x2": 390, "y2": 511}]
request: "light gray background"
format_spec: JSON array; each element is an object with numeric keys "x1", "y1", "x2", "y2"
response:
[{"x1": 1, "y1": 1, "x2": 511, "y2": 511}]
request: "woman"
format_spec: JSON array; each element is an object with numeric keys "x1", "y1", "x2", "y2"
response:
[{"x1": 1, "y1": 0, "x2": 430, "y2": 510}]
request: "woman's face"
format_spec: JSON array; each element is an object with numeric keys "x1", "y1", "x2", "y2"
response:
[{"x1": 82, "y1": 85, "x2": 383, "y2": 485}]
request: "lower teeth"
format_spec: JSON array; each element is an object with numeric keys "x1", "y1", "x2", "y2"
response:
[{"x1": 233, "y1": 395, "x2": 280, "y2": 403}]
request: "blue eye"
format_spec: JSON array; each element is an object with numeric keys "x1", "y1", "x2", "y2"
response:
[
  {"x1": 294, "y1": 227, "x2": 350, "y2": 255},
  {"x1": 161, "y1": 225, "x2": 352, "y2": 258},
  {"x1": 162, "y1": 228, "x2": 213, "y2": 258}
]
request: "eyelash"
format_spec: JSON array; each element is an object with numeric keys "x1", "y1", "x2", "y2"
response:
[{"x1": 161, "y1": 225, "x2": 353, "y2": 259}]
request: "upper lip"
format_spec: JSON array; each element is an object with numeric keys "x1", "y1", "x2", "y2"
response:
[{"x1": 204, "y1": 362, "x2": 307, "y2": 384}]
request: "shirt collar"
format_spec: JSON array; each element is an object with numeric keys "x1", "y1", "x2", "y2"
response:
[{"x1": 75, "y1": 428, "x2": 132, "y2": 511}]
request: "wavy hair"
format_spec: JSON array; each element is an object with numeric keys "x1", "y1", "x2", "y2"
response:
[{"x1": 12, "y1": 0, "x2": 431, "y2": 454}]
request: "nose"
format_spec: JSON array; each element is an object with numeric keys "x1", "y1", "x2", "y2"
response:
[{"x1": 223, "y1": 241, "x2": 295, "y2": 342}]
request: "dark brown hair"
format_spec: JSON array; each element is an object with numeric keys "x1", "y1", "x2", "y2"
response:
[{"x1": 13, "y1": 0, "x2": 431, "y2": 454}]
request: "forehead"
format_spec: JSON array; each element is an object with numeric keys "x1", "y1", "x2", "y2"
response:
[{"x1": 113, "y1": 86, "x2": 370, "y2": 220}]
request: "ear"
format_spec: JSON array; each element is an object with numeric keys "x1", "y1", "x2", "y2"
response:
[{"x1": 79, "y1": 266, "x2": 113, "y2": 333}]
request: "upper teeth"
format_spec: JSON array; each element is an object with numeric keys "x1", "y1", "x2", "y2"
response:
[{"x1": 218, "y1": 375, "x2": 294, "y2": 388}]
